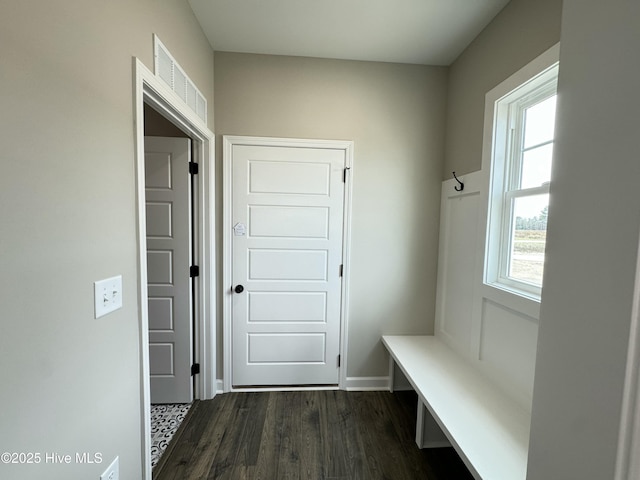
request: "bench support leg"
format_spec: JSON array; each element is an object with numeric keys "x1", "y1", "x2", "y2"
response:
[
  {"x1": 416, "y1": 398, "x2": 451, "y2": 449},
  {"x1": 388, "y1": 355, "x2": 395, "y2": 393}
]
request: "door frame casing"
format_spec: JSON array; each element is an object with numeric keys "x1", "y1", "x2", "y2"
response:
[
  {"x1": 222, "y1": 135, "x2": 354, "y2": 393},
  {"x1": 133, "y1": 58, "x2": 216, "y2": 480},
  {"x1": 615, "y1": 225, "x2": 640, "y2": 480}
]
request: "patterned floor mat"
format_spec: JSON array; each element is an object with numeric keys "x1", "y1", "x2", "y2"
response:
[{"x1": 151, "y1": 403, "x2": 192, "y2": 468}]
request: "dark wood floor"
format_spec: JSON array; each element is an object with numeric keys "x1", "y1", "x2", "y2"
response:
[{"x1": 153, "y1": 390, "x2": 474, "y2": 480}]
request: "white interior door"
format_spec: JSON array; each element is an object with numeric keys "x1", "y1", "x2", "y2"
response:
[
  {"x1": 232, "y1": 144, "x2": 346, "y2": 386},
  {"x1": 145, "y1": 136, "x2": 193, "y2": 403}
]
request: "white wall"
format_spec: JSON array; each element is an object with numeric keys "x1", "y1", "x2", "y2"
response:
[
  {"x1": 527, "y1": 0, "x2": 640, "y2": 478},
  {"x1": 435, "y1": 176, "x2": 483, "y2": 358},
  {"x1": 0, "y1": 3, "x2": 213, "y2": 479},
  {"x1": 435, "y1": 172, "x2": 539, "y2": 410}
]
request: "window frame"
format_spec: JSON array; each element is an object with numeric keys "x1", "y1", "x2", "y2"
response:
[{"x1": 484, "y1": 58, "x2": 559, "y2": 302}]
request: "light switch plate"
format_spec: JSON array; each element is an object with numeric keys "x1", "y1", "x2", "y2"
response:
[
  {"x1": 94, "y1": 275, "x2": 123, "y2": 319},
  {"x1": 100, "y1": 456, "x2": 119, "y2": 480}
]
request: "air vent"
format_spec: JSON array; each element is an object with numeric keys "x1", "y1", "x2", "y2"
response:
[{"x1": 153, "y1": 35, "x2": 207, "y2": 124}]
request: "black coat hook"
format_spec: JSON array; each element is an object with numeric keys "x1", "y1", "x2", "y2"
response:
[{"x1": 453, "y1": 171, "x2": 464, "y2": 192}]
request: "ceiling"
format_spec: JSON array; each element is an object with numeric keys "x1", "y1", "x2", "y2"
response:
[{"x1": 188, "y1": 0, "x2": 511, "y2": 66}]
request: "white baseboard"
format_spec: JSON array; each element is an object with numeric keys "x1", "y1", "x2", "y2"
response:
[
  {"x1": 344, "y1": 376, "x2": 390, "y2": 391},
  {"x1": 215, "y1": 377, "x2": 393, "y2": 392}
]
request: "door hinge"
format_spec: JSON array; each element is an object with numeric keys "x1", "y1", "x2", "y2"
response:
[
  {"x1": 191, "y1": 363, "x2": 200, "y2": 376},
  {"x1": 190, "y1": 265, "x2": 200, "y2": 277},
  {"x1": 338, "y1": 355, "x2": 341, "y2": 368},
  {"x1": 189, "y1": 161, "x2": 199, "y2": 175},
  {"x1": 339, "y1": 264, "x2": 344, "y2": 277},
  {"x1": 343, "y1": 167, "x2": 350, "y2": 183}
]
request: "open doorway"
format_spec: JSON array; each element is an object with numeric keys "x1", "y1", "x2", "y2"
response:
[
  {"x1": 144, "y1": 106, "x2": 195, "y2": 467},
  {"x1": 134, "y1": 59, "x2": 216, "y2": 480}
]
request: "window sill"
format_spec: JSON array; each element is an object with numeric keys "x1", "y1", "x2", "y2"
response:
[{"x1": 481, "y1": 282, "x2": 541, "y2": 321}]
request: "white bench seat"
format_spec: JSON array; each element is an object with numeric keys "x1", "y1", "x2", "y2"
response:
[{"x1": 382, "y1": 335, "x2": 530, "y2": 480}]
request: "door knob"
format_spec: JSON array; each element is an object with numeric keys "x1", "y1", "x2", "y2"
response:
[{"x1": 234, "y1": 285, "x2": 244, "y2": 294}]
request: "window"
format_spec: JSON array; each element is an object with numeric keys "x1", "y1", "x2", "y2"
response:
[{"x1": 485, "y1": 62, "x2": 559, "y2": 299}]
